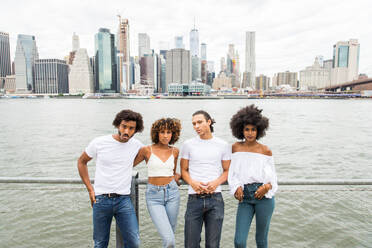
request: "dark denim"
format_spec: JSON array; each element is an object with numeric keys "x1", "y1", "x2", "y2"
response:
[
  {"x1": 234, "y1": 183, "x2": 275, "y2": 248},
  {"x1": 93, "y1": 195, "x2": 140, "y2": 248},
  {"x1": 184, "y1": 193, "x2": 224, "y2": 248}
]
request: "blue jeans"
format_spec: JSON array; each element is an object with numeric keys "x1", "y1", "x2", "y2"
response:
[
  {"x1": 93, "y1": 195, "x2": 140, "y2": 248},
  {"x1": 146, "y1": 180, "x2": 180, "y2": 248},
  {"x1": 234, "y1": 183, "x2": 275, "y2": 248},
  {"x1": 184, "y1": 193, "x2": 224, "y2": 248}
]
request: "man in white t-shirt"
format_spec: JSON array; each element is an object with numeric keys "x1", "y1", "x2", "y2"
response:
[
  {"x1": 180, "y1": 110, "x2": 231, "y2": 248},
  {"x1": 77, "y1": 109, "x2": 144, "y2": 248}
]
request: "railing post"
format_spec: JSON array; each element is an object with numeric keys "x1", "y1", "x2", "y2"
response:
[{"x1": 116, "y1": 171, "x2": 139, "y2": 248}]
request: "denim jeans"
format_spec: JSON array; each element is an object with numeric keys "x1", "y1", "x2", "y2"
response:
[
  {"x1": 184, "y1": 193, "x2": 224, "y2": 248},
  {"x1": 93, "y1": 195, "x2": 140, "y2": 248},
  {"x1": 234, "y1": 183, "x2": 275, "y2": 248},
  {"x1": 146, "y1": 179, "x2": 180, "y2": 248}
]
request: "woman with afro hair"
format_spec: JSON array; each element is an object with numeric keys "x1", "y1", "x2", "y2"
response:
[
  {"x1": 228, "y1": 105, "x2": 278, "y2": 248},
  {"x1": 134, "y1": 118, "x2": 182, "y2": 248}
]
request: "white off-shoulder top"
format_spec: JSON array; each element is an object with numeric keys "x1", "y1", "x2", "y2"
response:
[{"x1": 228, "y1": 152, "x2": 278, "y2": 198}]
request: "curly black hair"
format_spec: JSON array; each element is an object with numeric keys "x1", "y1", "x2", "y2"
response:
[
  {"x1": 192, "y1": 110, "x2": 216, "y2": 133},
  {"x1": 112, "y1": 109, "x2": 144, "y2": 133},
  {"x1": 230, "y1": 105, "x2": 269, "y2": 140},
  {"x1": 151, "y1": 118, "x2": 181, "y2": 145}
]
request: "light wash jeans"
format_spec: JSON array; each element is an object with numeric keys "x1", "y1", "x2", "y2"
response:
[
  {"x1": 146, "y1": 179, "x2": 180, "y2": 248},
  {"x1": 234, "y1": 183, "x2": 275, "y2": 248},
  {"x1": 93, "y1": 195, "x2": 140, "y2": 248}
]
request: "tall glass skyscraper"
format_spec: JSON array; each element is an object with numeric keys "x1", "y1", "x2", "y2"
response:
[
  {"x1": 94, "y1": 28, "x2": 117, "y2": 93},
  {"x1": 190, "y1": 28, "x2": 199, "y2": 57},
  {"x1": 0, "y1": 32, "x2": 11, "y2": 77},
  {"x1": 14, "y1": 34, "x2": 39, "y2": 92}
]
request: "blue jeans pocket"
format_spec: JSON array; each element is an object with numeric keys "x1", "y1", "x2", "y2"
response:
[{"x1": 243, "y1": 183, "x2": 263, "y2": 200}]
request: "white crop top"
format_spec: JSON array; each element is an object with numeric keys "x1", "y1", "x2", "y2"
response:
[{"x1": 147, "y1": 146, "x2": 175, "y2": 177}]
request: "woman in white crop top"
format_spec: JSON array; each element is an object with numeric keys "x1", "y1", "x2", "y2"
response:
[
  {"x1": 134, "y1": 118, "x2": 181, "y2": 248},
  {"x1": 228, "y1": 105, "x2": 278, "y2": 248}
]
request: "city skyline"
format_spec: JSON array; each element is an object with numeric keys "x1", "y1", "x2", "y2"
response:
[{"x1": 1, "y1": 0, "x2": 372, "y2": 77}]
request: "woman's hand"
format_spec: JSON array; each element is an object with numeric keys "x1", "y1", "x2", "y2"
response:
[
  {"x1": 234, "y1": 187, "x2": 244, "y2": 202},
  {"x1": 255, "y1": 183, "x2": 271, "y2": 200},
  {"x1": 174, "y1": 173, "x2": 181, "y2": 186}
]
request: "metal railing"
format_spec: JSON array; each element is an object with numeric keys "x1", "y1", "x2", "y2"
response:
[{"x1": 1, "y1": 173, "x2": 371, "y2": 248}]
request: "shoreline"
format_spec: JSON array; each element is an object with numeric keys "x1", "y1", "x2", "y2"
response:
[{"x1": 1, "y1": 95, "x2": 371, "y2": 100}]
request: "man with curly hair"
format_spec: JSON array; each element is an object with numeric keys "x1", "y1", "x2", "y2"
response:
[
  {"x1": 77, "y1": 109, "x2": 144, "y2": 248},
  {"x1": 180, "y1": 110, "x2": 231, "y2": 248}
]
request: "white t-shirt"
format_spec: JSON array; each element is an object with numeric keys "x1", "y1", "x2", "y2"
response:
[
  {"x1": 85, "y1": 135, "x2": 143, "y2": 195},
  {"x1": 180, "y1": 136, "x2": 231, "y2": 194}
]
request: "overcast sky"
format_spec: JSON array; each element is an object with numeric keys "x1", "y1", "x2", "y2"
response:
[{"x1": 2, "y1": 0, "x2": 371, "y2": 77}]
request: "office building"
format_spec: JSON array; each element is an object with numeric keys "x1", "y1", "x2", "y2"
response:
[
  {"x1": 200, "y1": 43, "x2": 207, "y2": 61},
  {"x1": 69, "y1": 48, "x2": 94, "y2": 94},
  {"x1": 165, "y1": 48, "x2": 191, "y2": 90},
  {"x1": 299, "y1": 56, "x2": 330, "y2": 90},
  {"x1": 14, "y1": 34, "x2": 39, "y2": 92},
  {"x1": 0, "y1": 32, "x2": 11, "y2": 77},
  {"x1": 117, "y1": 16, "x2": 130, "y2": 92},
  {"x1": 330, "y1": 39, "x2": 360, "y2": 85},
  {"x1": 94, "y1": 28, "x2": 117, "y2": 93},
  {"x1": 34, "y1": 59, "x2": 69, "y2": 94},
  {"x1": 138, "y1": 33, "x2": 150, "y2": 58},
  {"x1": 255, "y1": 74, "x2": 270, "y2": 91},
  {"x1": 245, "y1": 31, "x2": 256, "y2": 88},
  {"x1": 174, "y1": 36, "x2": 184, "y2": 49},
  {"x1": 190, "y1": 28, "x2": 199, "y2": 57},
  {"x1": 273, "y1": 71, "x2": 298, "y2": 88}
]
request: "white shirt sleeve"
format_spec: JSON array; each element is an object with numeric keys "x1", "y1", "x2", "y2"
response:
[
  {"x1": 85, "y1": 138, "x2": 97, "y2": 159},
  {"x1": 228, "y1": 155, "x2": 243, "y2": 195},
  {"x1": 180, "y1": 142, "x2": 190, "y2": 160},
  {"x1": 222, "y1": 143, "x2": 232, "y2": 161},
  {"x1": 263, "y1": 156, "x2": 278, "y2": 198}
]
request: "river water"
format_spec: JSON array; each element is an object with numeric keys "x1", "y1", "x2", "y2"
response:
[{"x1": 0, "y1": 98, "x2": 371, "y2": 247}]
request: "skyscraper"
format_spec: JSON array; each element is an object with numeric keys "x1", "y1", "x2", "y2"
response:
[
  {"x1": 139, "y1": 55, "x2": 154, "y2": 86},
  {"x1": 69, "y1": 48, "x2": 94, "y2": 94},
  {"x1": 245, "y1": 31, "x2": 256, "y2": 88},
  {"x1": 94, "y1": 28, "x2": 117, "y2": 93},
  {"x1": 200, "y1": 43, "x2": 207, "y2": 61},
  {"x1": 14, "y1": 34, "x2": 39, "y2": 92},
  {"x1": 138, "y1": 33, "x2": 150, "y2": 58},
  {"x1": 166, "y1": 48, "x2": 191, "y2": 89},
  {"x1": 34, "y1": 59, "x2": 69, "y2": 94},
  {"x1": 117, "y1": 16, "x2": 130, "y2": 92},
  {"x1": 174, "y1": 36, "x2": 184, "y2": 49},
  {"x1": 0, "y1": 32, "x2": 11, "y2": 77},
  {"x1": 190, "y1": 28, "x2": 199, "y2": 57},
  {"x1": 191, "y1": 56, "x2": 200, "y2": 81},
  {"x1": 330, "y1": 39, "x2": 360, "y2": 85},
  {"x1": 72, "y1": 32, "x2": 80, "y2": 52}
]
